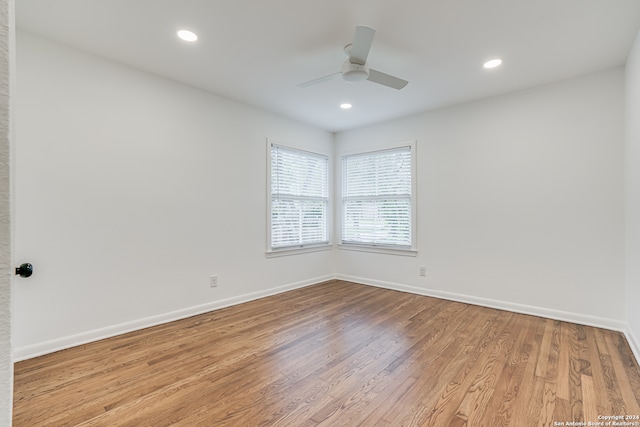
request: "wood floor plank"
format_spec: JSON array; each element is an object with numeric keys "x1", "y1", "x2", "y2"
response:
[
  {"x1": 13, "y1": 280, "x2": 640, "y2": 426},
  {"x1": 604, "y1": 330, "x2": 640, "y2": 414},
  {"x1": 543, "y1": 320, "x2": 562, "y2": 382},
  {"x1": 556, "y1": 322, "x2": 571, "y2": 401},
  {"x1": 485, "y1": 314, "x2": 541, "y2": 427},
  {"x1": 535, "y1": 319, "x2": 555, "y2": 379},
  {"x1": 504, "y1": 318, "x2": 544, "y2": 427},
  {"x1": 584, "y1": 327, "x2": 612, "y2": 415},
  {"x1": 452, "y1": 314, "x2": 519, "y2": 426},
  {"x1": 539, "y1": 380, "x2": 557, "y2": 427},
  {"x1": 581, "y1": 374, "x2": 598, "y2": 423},
  {"x1": 421, "y1": 311, "x2": 514, "y2": 427}
]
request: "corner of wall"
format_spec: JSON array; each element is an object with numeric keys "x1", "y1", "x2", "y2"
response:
[
  {"x1": 626, "y1": 27, "x2": 640, "y2": 370},
  {"x1": 625, "y1": 325, "x2": 640, "y2": 368},
  {"x1": 0, "y1": 0, "x2": 14, "y2": 424}
]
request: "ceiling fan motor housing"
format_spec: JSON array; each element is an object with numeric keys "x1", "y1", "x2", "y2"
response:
[{"x1": 342, "y1": 60, "x2": 369, "y2": 82}]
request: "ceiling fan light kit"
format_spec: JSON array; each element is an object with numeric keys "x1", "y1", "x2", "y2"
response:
[
  {"x1": 341, "y1": 60, "x2": 369, "y2": 82},
  {"x1": 298, "y1": 25, "x2": 408, "y2": 90}
]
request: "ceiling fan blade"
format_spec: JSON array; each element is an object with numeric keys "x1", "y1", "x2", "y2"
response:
[
  {"x1": 367, "y1": 69, "x2": 408, "y2": 90},
  {"x1": 297, "y1": 72, "x2": 341, "y2": 88},
  {"x1": 349, "y1": 26, "x2": 375, "y2": 65}
]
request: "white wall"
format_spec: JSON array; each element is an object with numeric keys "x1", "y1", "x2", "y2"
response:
[
  {"x1": 626, "y1": 28, "x2": 640, "y2": 360},
  {"x1": 335, "y1": 68, "x2": 626, "y2": 329},
  {"x1": 13, "y1": 32, "x2": 334, "y2": 359},
  {"x1": 0, "y1": 0, "x2": 14, "y2": 423},
  {"x1": 13, "y1": 29, "x2": 632, "y2": 362}
]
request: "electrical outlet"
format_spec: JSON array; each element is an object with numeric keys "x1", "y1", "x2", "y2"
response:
[
  {"x1": 419, "y1": 266, "x2": 426, "y2": 277},
  {"x1": 210, "y1": 275, "x2": 218, "y2": 287}
]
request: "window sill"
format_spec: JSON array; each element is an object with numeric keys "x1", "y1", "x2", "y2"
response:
[
  {"x1": 266, "y1": 244, "x2": 332, "y2": 258},
  {"x1": 337, "y1": 244, "x2": 418, "y2": 257}
]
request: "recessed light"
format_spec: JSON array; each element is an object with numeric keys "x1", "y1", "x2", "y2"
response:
[
  {"x1": 483, "y1": 59, "x2": 502, "y2": 69},
  {"x1": 177, "y1": 30, "x2": 198, "y2": 42},
  {"x1": 340, "y1": 103, "x2": 352, "y2": 109}
]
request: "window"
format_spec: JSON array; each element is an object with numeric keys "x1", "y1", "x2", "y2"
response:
[
  {"x1": 269, "y1": 142, "x2": 329, "y2": 253},
  {"x1": 341, "y1": 144, "x2": 415, "y2": 251}
]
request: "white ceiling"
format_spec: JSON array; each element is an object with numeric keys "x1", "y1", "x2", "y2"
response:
[{"x1": 16, "y1": 0, "x2": 640, "y2": 133}]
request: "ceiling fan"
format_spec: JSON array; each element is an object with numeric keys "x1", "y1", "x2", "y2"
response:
[{"x1": 298, "y1": 25, "x2": 408, "y2": 90}]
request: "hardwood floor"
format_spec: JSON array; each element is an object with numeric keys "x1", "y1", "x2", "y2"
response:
[{"x1": 13, "y1": 280, "x2": 640, "y2": 426}]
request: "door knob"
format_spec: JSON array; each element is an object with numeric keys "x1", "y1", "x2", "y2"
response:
[{"x1": 15, "y1": 263, "x2": 33, "y2": 278}]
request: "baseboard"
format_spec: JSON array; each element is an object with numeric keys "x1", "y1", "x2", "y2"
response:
[
  {"x1": 336, "y1": 274, "x2": 628, "y2": 333},
  {"x1": 625, "y1": 325, "x2": 640, "y2": 368},
  {"x1": 13, "y1": 274, "x2": 335, "y2": 361},
  {"x1": 15, "y1": 274, "x2": 637, "y2": 366}
]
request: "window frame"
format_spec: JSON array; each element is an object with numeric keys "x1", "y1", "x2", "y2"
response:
[
  {"x1": 266, "y1": 139, "x2": 331, "y2": 257},
  {"x1": 338, "y1": 140, "x2": 417, "y2": 256}
]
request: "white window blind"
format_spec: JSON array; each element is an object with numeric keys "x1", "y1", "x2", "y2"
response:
[
  {"x1": 342, "y1": 146, "x2": 412, "y2": 247},
  {"x1": 270, "y1": 144, "x2": 329, "y2": 250}
]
